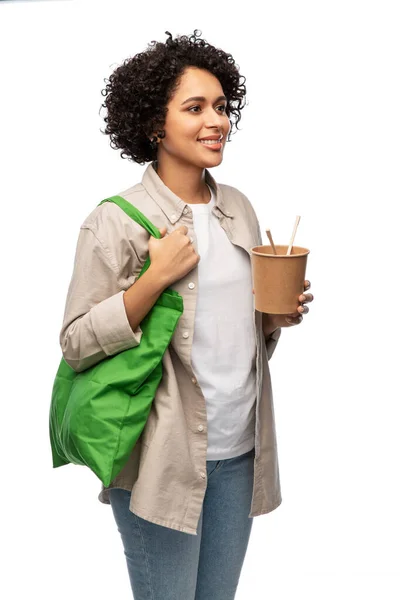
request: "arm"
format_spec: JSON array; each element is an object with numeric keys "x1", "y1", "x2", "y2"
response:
[
  {"x1": 256, "y1": 214, "x2": 282, "y2": 361},
  {"x1": 234, "y1": 188, "x2": 284, "y2": 362},
  {"x1": 59, "y1": 225, "x2": 163, "y2": 373},
  {"x1": 122, "y1": 266, "x2": 168, "y2": 332}
]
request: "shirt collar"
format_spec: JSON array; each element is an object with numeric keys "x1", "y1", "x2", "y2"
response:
[{"x1": 141, "y1": 161, "x2": 234, "y2": 225}]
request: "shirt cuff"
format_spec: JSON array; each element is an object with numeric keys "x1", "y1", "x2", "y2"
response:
[{"x1": 90, "y1": 290, "x2": 143, "y2": 356}]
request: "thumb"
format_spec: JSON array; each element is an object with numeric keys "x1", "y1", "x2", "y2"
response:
[{"x1": 158, "y1": 226, "x2": 167, "y2": 237}]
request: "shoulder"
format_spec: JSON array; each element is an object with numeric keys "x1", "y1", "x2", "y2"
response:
[
  {"x1": 81, "y1": 183, "x2": 142, "y2": 230},
  {"x1": 78, "y1": 183, "x2": 154, "y2": 274}
]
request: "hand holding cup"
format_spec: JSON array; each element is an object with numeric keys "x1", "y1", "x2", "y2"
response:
[
  {"x1": 252, "y1": 280, "x2": 314, "y2": 334},
  {"x1": 250, "y1": 216, "x2": 314, "y2": 333}
]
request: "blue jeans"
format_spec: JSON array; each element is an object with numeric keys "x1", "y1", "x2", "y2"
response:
[{"x1": 108, "y1": 446, "x2": 255, "y2": 600}]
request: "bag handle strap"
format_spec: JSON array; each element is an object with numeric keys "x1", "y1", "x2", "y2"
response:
[{"x1": 97, "y1": 195, "x2": 160, "y2": 279}]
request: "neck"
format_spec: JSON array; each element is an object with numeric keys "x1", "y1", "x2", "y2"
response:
[{"x1": 154, "y1": 155, "x2": 211, "y2": 204}]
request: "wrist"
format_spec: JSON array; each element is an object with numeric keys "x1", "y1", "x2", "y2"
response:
[
  {"x1": 146, "y1": 264, "x2": 171, "y2": 292},
  {"x1": 262, "y1": 313, "x2": 279, "y2": 337}
]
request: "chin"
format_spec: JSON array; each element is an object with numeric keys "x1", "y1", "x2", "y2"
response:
[
  {"x1": 174, "y1": 145, "x2": 224, "y2": 168},
  {"x1": 199, "y1": 151, "x2": 224, "y2": 166}
]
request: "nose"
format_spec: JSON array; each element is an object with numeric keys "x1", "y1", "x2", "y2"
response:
[{"x1": 203, "y1": 107, "x2": 227, "y2": 131}]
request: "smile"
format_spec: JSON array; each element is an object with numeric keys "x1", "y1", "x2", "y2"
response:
[{"x1": 198, "y1": 140, "x2": 222, "y2": 150}]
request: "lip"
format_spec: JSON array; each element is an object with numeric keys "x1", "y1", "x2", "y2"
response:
[
  {"x1": 198, "y1": 136, "x2": 223, "y2": 141},
  {"x1": 198, "y1": 140, "x2": 223, "y2": 151}
]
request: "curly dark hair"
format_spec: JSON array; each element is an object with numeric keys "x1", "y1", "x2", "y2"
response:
[{"x1": 99, "y1": 29, "x2": 247, "y2": 165}]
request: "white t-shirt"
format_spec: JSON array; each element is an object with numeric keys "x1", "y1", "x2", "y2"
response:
[{"x1": 189, "y1": 184, "x2": 257, "y2": 460}]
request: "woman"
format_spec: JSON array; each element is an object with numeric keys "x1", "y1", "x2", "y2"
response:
[{"x1": 60, "y1": 29, "x2": 313, "y2": 600}]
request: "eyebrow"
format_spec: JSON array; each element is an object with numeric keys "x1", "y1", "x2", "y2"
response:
[{"x1": 180, "y1": 95, "x2": 227, "y2": 106}]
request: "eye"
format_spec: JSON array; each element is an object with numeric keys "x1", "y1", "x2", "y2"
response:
[{"x1": 188, "y1": 105, "x2": 227, "y2": 113}]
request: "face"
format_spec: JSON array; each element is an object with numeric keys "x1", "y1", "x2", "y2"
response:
[{"x1": 153, "y1": 66, "x2": 231, "y2": 167}]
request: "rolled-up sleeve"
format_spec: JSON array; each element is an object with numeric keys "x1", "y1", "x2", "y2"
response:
[{"x1": 60, "y1": 225, "x2": 143, "y2": 373}]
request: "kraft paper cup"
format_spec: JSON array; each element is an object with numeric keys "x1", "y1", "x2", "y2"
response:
[{"x1": 250, "y1": 245, "x2": 310, "y2": 314}]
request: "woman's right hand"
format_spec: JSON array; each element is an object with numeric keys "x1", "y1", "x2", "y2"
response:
[{"x1": 148, "y1": 225, "x2": 200, "y2": 288}]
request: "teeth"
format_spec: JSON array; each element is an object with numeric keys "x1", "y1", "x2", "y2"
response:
[{"x1": 199, "y1": 140, "x2": 221, "y2": 145}]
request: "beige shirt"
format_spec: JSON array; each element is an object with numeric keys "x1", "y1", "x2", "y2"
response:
[{"x1": 60, "y1": 161, "x2": 282, "y2": 535}]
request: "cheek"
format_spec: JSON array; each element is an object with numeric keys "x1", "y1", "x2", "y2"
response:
[
  {"x1": 164, "y1": 117, "x2": 199, "y2": 145},
  {"x1": 181, "y1": 118, "x2": 201, "y2": 140}
]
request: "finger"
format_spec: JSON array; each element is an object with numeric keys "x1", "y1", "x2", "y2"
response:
[
  {"x1": 286, "y1": 314, "x2": 303, "y2": 324},
  {"x1": 299, "y1": 292, "x2": 313, "y2": 303},
  {"x1": 304, "y1": 280, "x2": 311, "y2": 290},
  {"x1": 297, "y1": 299, "x2": 310, "y2": 313}
]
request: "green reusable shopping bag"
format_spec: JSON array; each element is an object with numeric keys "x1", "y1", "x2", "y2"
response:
[{"x1": 49, "y1": 195, "x2": 183, "y2": 487}]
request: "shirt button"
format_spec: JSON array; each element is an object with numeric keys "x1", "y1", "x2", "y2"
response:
[
  {"x1": 182, "y1": 332, "x2": 189, "y2": 339},
  {"x1": 171, "y1": 214, "x2": 177, "y2": 221},
  {"x1": 191, "y1": 376, "x2": 197, "y2": 384},
  {"x1": 197, "y1": 425, "x2": 204, "y2": 432},
  {"x1": 183, "y1": 207, "x2": 188, "y2": 214},
  {"x1": 188, "y1": 282, "x2": 195, "y2": 289},
  {"x1": 200, "y1": 471, "x2": 206, "y2": 479}
]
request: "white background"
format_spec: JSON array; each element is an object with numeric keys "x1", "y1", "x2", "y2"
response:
[{"x1": 1, "y1": 0, "x2": 399, "y2": 598}]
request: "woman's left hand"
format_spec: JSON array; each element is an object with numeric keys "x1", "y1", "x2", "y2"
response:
[{"x1": 254, "y1": 280, "x2": 314, "y2": 335}]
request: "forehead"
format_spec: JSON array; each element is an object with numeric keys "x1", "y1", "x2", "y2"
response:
[{"x1": 173, "y1": 67, "x2": 223, "y2": 98}]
